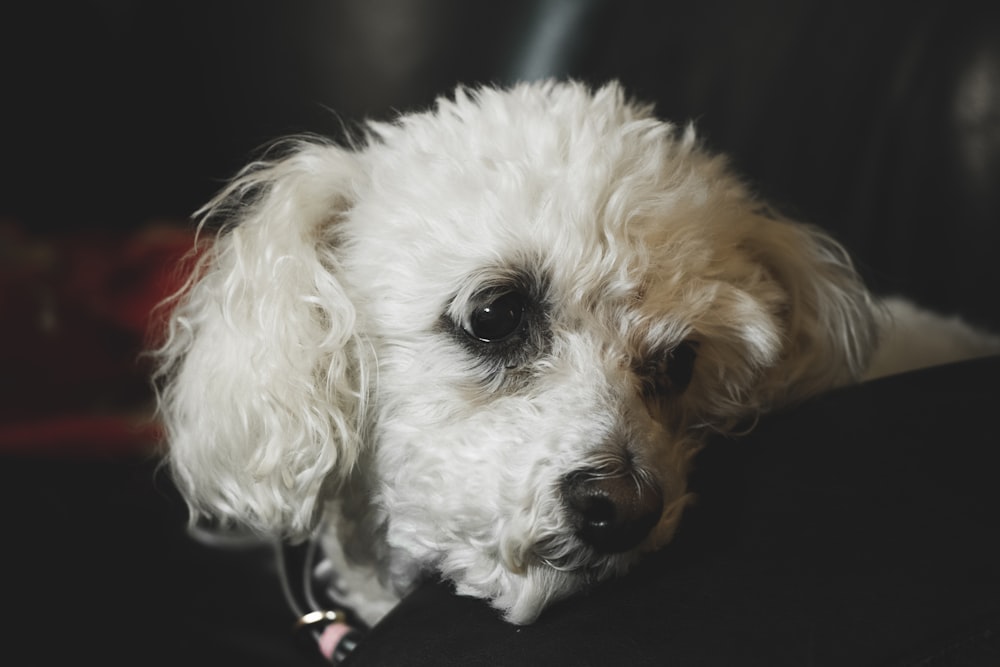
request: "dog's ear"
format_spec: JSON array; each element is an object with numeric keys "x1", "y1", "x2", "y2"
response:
[
  {"x1": 740, "y1": 212, "x2": 878, "y2": 406},
  {"x1": 154, "y1": 141, "x2": 367, "y2": 539}
]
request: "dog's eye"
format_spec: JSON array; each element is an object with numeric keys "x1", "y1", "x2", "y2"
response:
[
  {"x1": 640, "y1": 340, "x2": 699, "y2": 396},
  {"x1": 666, "y1": 340, "x2": 698, "y2": 392},
  {"x1": 466, "y1": 291, "x2": 526, "y2": 343}
]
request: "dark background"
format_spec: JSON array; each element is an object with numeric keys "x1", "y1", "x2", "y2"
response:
[
  {"x1": 3, "y1": 0, "x2": 998, "y2": 329},
  {"x1": 2, "y1": 0, "x2": 998, "y2": 430}
]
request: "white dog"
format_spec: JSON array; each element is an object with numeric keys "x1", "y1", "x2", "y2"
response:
[{"x1": 155, "y1": 81, "x2": 999, "y2": 627}]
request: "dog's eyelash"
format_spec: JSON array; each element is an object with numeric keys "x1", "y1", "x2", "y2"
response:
[
  {"x1": 463, "y1": 290, "x2": 529, "y2": 343},
  {"x1": 445, "y1": 274, "x2": 552, "y2": 382},
  {"x1": 460, "y1": 299, "x2": 548, "y2": 373},
  {"x1": 637, "y1": 340, "x2": 699, "y2": 397}
]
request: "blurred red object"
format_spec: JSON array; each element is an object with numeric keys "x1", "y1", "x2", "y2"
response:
[{"x1": 0, "y1": 221, "x2": 200, "y2": 455}]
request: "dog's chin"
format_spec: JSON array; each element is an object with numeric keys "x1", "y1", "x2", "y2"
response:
[
  {"x1": 471, "y1": 536, "x2": 636, "y2": 624},
  {"x1": 525, "y1": 533, "x2": 627, "y2": 574},
  {"x1": 467, "y1": 488, "x2": 691, "y2": 623}
]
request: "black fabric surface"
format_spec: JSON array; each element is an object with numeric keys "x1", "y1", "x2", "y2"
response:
[
  {"x1": 347, "y1": 357, "x2": 1000, "y2": 666},
  {"x1": 4, "y1": 358, "x2": 998, "y2": 666},
  {"x1": 2, "y1": 457, "x2": 327, "y2": 666}
]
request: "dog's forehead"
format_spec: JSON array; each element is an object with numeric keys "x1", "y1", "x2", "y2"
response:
[
  {"x1": 349, "y1": 89, "x2": 680, "y2": 278},
  {"x1": 366, "y1": 82, "x2": 659, "y2": 164},
  {"x1": 341, "y1": 83, "x2": 747, "y2": 334}
]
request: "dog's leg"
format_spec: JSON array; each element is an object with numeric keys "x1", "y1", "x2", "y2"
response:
[{"x1": 866, "y1": 297, "x2": 1000, "y2": 379}]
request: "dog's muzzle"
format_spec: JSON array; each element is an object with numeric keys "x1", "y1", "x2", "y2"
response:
[{"x1": 561, "y1": 466, "x2": 663, "y2": 554}]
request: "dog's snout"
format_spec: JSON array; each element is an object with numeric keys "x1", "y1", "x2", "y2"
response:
[{"x1": 562, "y1": 468, "x2": 663, "y2": 554}]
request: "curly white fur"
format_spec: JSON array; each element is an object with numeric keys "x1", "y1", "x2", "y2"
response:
[{"x1": 154, "y1": 81, "x2": 999, "y2": 626}]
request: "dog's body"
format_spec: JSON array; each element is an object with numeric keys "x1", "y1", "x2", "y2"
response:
[{"x1": 155, "y1": 81, "x2": 999, "y2": 626}]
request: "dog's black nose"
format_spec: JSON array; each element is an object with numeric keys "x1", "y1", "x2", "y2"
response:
[{"x1": 562, "y1": 467, "x2": 663, "y2": 553}]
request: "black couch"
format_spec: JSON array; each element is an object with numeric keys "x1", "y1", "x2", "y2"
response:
[
  {"x1": 351, "y1": 359, "x2": 1000, "y2": 666},
  {"x1": 3, "y1": 1, "x2": 999, "y2": 665},
  {"x1": 4, "y1": 359, "x2": 998, "y2": 666}
]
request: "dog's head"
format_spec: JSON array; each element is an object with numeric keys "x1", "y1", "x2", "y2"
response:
[{"x1": 155, "y1": 81, "x2": 877, "y2": 623}]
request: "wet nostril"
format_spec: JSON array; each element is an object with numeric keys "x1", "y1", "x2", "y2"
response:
[
  {"x1": 562, "y1": 468, "x2": 664, "y2": 554},
  {"x1": 570, "y1": 491, "x2": 616, "y2": 527}
]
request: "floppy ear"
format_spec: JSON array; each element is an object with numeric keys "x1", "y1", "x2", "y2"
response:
[
  {"x1": 154, "y1": 140, "x2": 368, "y2": 539},
  {"x1": 742, "y1": 212, "x2": 879, "y2": 406}
]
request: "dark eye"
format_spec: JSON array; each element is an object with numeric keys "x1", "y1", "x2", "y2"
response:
[
  {"x1": 466, "y1": 291, "x2": 526, "y2": 343},
  {"x1": 641, "y1": 340, "x2": 699, "y2": 396},
  {"x1": 665, "y1": 340, "x2": 698, "y2": 392}
]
